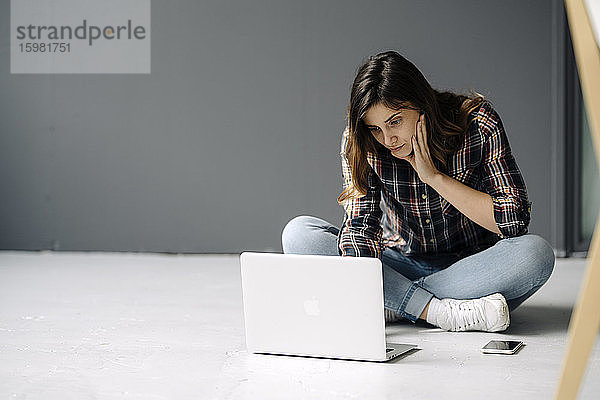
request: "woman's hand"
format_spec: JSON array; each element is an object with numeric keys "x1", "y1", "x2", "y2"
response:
[{"x1": 399, "y1": 114, "x2": 441, "y2": 184}]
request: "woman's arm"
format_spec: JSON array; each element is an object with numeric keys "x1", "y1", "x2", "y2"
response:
[
  {"x1": 401, "y1": 113, "x2": 500, "y2": 234},
  {"x1": 404, "y1": 106, "x2": 530, "y2": 238},
  {"x1": 428, "y1": 172, "x2": 501, "y2": 235},
  {"x1": 338, "y1": 127, "x2": 385, "y2": 258}
]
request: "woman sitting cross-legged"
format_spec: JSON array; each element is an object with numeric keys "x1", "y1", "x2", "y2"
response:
[{"x1": 281, "y1": 50, "x2": 555, "y2": 332}]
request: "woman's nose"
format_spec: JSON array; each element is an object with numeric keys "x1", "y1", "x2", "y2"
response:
[{"x1": 383, "y1": 133, "x2": 398, "y2": 146}]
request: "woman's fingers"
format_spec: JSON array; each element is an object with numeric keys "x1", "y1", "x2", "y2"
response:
[
  {"x1": 412, "y1": 134, "x2": 421, "y2": 163},
  {"x1": 420, "y1": 116, "x2": 430, "y2": 154},
  {"x1": 417, "y1": 118, "x2": 423, "y2": 151}
]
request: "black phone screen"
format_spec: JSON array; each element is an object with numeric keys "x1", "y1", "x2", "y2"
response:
[{"x1": 483, "y1": 340, "x2": 522, "y2": 351}]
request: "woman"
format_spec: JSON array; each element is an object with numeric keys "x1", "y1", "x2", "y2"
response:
[{"x1": 281, "y1": 50, "x2": 555, "y2": 332}]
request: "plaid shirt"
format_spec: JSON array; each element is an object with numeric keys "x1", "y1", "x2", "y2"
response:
[{"x1": 337, "y1": 100, "x2": 531, "y2": 259}]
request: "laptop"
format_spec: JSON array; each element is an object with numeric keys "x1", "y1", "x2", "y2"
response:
[{"x1": 239, "y1": 251, "x2": 419, "y2": 362}]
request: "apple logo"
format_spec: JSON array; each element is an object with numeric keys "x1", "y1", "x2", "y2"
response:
[{"x1": 303, "y1": 296, "x2": 320, "y2": 316}]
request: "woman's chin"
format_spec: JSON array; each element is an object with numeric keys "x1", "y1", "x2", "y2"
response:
[{"x1": 392, "y1": 149, "x2": 413, "y2": 160}]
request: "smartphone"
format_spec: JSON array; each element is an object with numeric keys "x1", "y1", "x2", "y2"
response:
[{"x1": 481, "y1": 340, "x2": 524, "y2": 355}]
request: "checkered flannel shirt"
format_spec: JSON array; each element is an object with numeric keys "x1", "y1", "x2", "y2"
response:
[{"x1": 337, "y1": 100, "x2": 532, "y2": 259}]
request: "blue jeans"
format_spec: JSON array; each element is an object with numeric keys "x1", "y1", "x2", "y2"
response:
[{"x1": 281, "y1": 215, "x2": 556, "y2": 324}]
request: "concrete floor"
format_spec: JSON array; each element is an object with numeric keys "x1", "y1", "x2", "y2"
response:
[{"x1": 0, "y1": 251, "x2": 599, "y2": 399}]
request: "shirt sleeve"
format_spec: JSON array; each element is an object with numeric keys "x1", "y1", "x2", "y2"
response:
[
  {"x1": 337, "y1": 127, "x2": 384, "y2": 258},
  {"x1": 478, "y1": 102, "x2": 532, "y2": 238}
]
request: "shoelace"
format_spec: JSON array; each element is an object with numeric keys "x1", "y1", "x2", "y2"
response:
[{"x1": 446, "y1": 300, "x2": 487, "y2": 331}]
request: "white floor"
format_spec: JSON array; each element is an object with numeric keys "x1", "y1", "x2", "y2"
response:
[{"x1": 0, "y1": 251, "x2": 599, "y2": 400}]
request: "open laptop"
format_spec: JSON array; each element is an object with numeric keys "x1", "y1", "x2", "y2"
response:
[{"x1": 239, "y1": 251, "x2": 419, "y2": 362}]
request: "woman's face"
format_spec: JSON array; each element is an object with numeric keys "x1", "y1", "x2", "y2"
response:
[{"x1": 363, "y1": 102, "x2": 420, "y2": 159}]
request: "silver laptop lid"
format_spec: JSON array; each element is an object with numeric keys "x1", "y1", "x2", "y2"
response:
[{"x1": 240, "y1": 252, "x2": 388, "y2": 361}]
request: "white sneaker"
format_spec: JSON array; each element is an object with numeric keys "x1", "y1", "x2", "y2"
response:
[
  {"x1": 384, "y1": 308, "x2": 403, "y2": 323},
  {"x1": 433, "y1": 293, "x2": 510, "y2": 332}
]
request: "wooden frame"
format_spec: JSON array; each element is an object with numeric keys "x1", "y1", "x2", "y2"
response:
[{"x1": 555, "y1": 0, "x2": 600, "y2": 398}]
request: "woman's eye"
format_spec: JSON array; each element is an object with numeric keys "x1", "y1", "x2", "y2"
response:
[{"x1": 390, "y1": 119, "x2": 402, "y2": 126}]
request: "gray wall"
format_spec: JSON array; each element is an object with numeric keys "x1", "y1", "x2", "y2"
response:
[{"x1": 0, "y1": 0, "x2": 561, "y2": 253}]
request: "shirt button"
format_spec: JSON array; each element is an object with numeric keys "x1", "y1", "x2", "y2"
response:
[
  {"x1": 429, "y1": 238, "x2": 435, "y2": 243},
  {"x1": 425, "y1": 218, "x2": 431, "y2": 224},
  {"x1": 421, "y1": 194, "x2": 427, "y2": 199}
]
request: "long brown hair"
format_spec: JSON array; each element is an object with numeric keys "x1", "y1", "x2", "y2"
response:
[{"x1": 337, "y1": 50, "x2": 487, "y2": 204}]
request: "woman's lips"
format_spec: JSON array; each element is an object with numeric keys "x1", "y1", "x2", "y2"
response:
[{"x1": 389, "y1": 144, "x2": 405, "y2": 152}]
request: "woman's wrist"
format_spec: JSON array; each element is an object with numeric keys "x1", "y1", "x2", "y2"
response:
[{"x1": 426, "y1": 171, "x2": 446, "y2": 187}]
